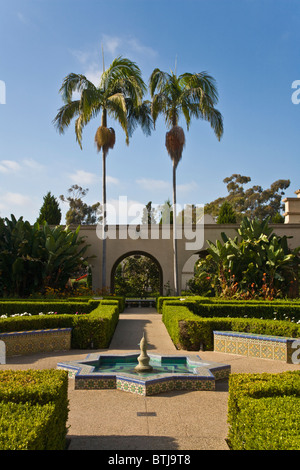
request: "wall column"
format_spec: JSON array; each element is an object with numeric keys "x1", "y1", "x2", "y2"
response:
[{"x1": 283, "y1": 190, "x2": 300, "y2": 224}]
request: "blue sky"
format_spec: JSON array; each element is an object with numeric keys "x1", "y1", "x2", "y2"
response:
[{"x1": 0, "y1": 0, "x2": 300, "y2": 224}]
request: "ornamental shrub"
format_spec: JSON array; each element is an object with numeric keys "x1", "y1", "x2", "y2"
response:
[
  {"x1": 228, "y1": 371, "x2": 300, "y2": 450},
  {"x1": 0, "y1": 369, "x2": 69, "y2": 450}
]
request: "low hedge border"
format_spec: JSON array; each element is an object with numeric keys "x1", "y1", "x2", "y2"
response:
[
  {"x1": 0, "y1": 300, "x2": 120, "y2": 349},
  {"x1": 0, "y1": 369, "x2": 69, "y2": 450},
  {"x1": 0, "y1": 295, "x2": 125, "y2": 316},
  {"x1": 158, "y1": 296, "x2": 300, "y2": 321},
  {"x1": 227, "y1": 371, "x2": 300, "y2": 450},
  {"x1": 162, "y1": 305, "x2": 300, "y2": 351}
]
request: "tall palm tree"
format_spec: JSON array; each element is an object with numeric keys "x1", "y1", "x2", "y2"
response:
[
  {"x1": 54, "y1": 56, "x2": 152, "y2": 290},
  {"x1": 149, "y1": 68, "x2": 223, "y2": 295}
]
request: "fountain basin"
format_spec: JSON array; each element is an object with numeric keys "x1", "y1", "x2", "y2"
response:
[{"x1": 57, "y1": 353, "x2": 231, "y2": 395}]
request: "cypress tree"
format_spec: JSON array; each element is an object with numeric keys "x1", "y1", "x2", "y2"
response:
[
  {"x1": 37, "y1": 191, "x2": 62, "y2": 225},
  {"x1": 217, "y1": 201, "x2": 237, "y2": 224}
]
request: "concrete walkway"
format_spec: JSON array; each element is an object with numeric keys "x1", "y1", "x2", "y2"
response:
[{"x1": 2, "y1": 307, "x2": 299, "y2": 451}]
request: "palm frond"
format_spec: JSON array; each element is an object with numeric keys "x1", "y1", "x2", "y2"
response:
[
  {"x1": 149, "y1": 68, "x2": 171, "y2": 97},
  {"x1": 54, "y1": 56, "x2": 149, "y2": 150},
  {"x1": 59, "y1": 73, "x2": 97, "y2": 103},
  {"x1": 126, "y1": 99, "x2": 153, "y2": 137},
  {"x1": 53, "y1": 100, "x2": 81, "y2": 134}
]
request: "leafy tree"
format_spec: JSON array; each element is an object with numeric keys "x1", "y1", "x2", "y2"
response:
[
  {"x1": 114, "y1": 255, "x2": 160, "y2": 298},
  {"x1": 205, "y1": 174, "x2": 290, "y2": 222},
  {"x1": 217, "y1": 201, "x2": 237, "y2": 224},
  {"x1": 37, "y1": 191, "x2": 62, "y2": 225},
  {"x1": 149, "y1": 67, "x2": 223, "y2": 294},
  {"x1": 59, "y1": 185, "x2": 101, "y2": 225},
  {"x1": 54, "y1": 55, "x2": 152, "y2": 289}
]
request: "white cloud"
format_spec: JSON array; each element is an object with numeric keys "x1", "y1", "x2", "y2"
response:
[
  {"x1": 23, "y1": 158, "x2": 44, "y2": 171},
  {"x1": 106, "y1": 175, "x2": 119, "y2": 185},
  {"x1": 0, "y1": 160, "x2": 21, "y2": 173},
  {"x1": 0, "y1": 192, "x2": 31, "y2": 207},
  {"x1": 69, "y1": 169, "x2": 98, "y2": 185},
  {"x1": 0, "y1": 159, "x2": 44, "y2": 174},
  {"x1": 177, "y1": 181, "x2": 198, "y2": 192},
  {"x1": 101, "y1": 34, "x2": 157, "y2": 58},
  {"x1": 70, "y1": 35, "x2": 157, "y2": 89},
  {"x1": 136, "y1": 178, "x2": 170, "y2": 191},
  {"x1": 68, "y1": 170, "x2": 119, "y2": 186}
]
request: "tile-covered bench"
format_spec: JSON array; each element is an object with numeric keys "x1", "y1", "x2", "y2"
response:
[
  {"x1": 0, "y1": 328, "x2": 72, "y2": 357},
  {"x1": 213, "y1": 330, "x2": 299, "y2": 364}
]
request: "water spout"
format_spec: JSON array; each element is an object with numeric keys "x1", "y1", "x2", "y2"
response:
[{"x1": 135, "y1": 332, "x2": 153, "y2": 372}]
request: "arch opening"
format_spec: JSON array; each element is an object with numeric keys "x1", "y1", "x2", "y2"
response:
[
  {"x1": 181, "y1": 250, "x2": 209, "y2": 294},
  {"x1": 110, "y1": 251, "x2": 163, "y2": 297}
]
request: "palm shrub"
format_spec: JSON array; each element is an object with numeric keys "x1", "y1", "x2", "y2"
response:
[{"x1": 0, "y1": 215, "x2": 90, "y2": 297}]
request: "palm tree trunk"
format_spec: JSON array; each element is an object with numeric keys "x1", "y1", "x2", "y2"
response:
[
  {"x1": 172, "y1": 160, "x2": 179, "y2": 296},
  {"x1": 102, "y1": 147, "x2": 107, "y2": 290},
  {"x1": 101, "y1": 110, "x2": 107, "y2": 291}
]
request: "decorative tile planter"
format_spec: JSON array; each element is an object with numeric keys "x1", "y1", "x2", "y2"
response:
[
  {"x1": 213, "y1": 331, "x2": 298, "y2": 363},
  {"x1": 0, "y1": 328, "x2": 72, "y2": 357},
  {"x1": 57, "y1": 353, "x2": 231, "y2": 396}
]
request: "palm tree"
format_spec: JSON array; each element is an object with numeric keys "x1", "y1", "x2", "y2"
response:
[
  {"x1": 149, "y1": 68, "x2": 223, "y2": 295},
  {"x1": 54, "y1": 55, "x2": 152, "y2": 290}
]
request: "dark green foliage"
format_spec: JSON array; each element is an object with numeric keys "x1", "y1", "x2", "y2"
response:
[
  {"x1": 0, "y1": 401, "x2": 57, "y2": 450},
  {"x1": 0, "y1": 300, "x2": 120, "y2": 349},
  {"x1": 216, "y1": 201, "x2": 236, "y2": 224},
  {"x1": 228, "y1": 371, "x2": 300, "y2": 450},
  {"x1": 114, "y1": 255, "x2": 160, "y2": 297},
  {"x1": 36, "y1": 191, "x2": 62, "y2": 225},
  {"x1": 161, "y1": 302, "x2": 300, "y2": 350},
  {"x1": 0, "y1": 369, "x2": 69, "y2": 450},
  {"x1": 0, "y1": 215, "x2": 90, "y2": 297}
]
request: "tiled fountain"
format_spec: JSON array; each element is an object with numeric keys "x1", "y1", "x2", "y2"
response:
[{"x1": 57, "y1": 334, "x2": 231, "y2": 396}]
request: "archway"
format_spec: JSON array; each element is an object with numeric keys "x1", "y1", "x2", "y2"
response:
[
  {"x1": 110, "y1": 251, "x2": 164, "y2": 296},
  {"x1": 181, "y1": 250, "x2": 209, "y2": 292}
]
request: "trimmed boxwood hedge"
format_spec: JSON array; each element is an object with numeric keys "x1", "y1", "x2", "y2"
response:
[
  {"x1": 228, "y1": 371, "x2": 300, "y2": 450},
  {"x1": 0, "y1": 296, "x2": 125, "y2": 317},
  {"x1": 0, "y1": 369, "x2": 69, "y2": 450},
  {"x1": 158, "y1": 296, "x2": 300, "y2": 321},
  {"x1": 162, "y1": 304, "x2": 300, "y2": 350},
  {"x1": 0, "y1": 300, "x2": 120, "y2": 349}
]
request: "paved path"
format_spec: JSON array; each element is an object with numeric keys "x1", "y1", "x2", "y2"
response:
[
  {"x1": 108, "y1": 307, "x2": 177, "y2": 353},
  {"x1": 2, "y1": 307, "x2": 299, "y2": 451}
]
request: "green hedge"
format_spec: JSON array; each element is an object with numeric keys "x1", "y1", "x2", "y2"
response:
[
  {"x1": 158, "y1": 296, "x2": 300, "y2": 321},
  {"x1": 0, "y1": 369, "x2": 69, "y2": 450},
  {"x1": 162, "y1": 305, "x2": 300, "y2": 350},
  {"x1": 0, "y1": 295, "x2": 125, "y2": 317},
  {"x1": 0, "y1": 301, "x2": 120, "y2": 349},
  {"x1": 71, "y1": 303, "x2": 119, "y2": 348},
  {"x1": 0, "y1": 299, "x2": 100, "y2": 316},
  {"x1": 228, "y1": 371, "x2": 300, "y2": 450}
]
